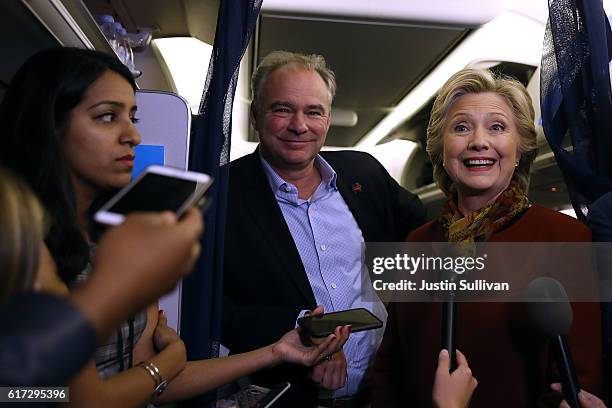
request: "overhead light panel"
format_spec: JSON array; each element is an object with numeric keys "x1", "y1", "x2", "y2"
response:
[
  {"x1": 261, "y1": 0, "x2": 506, "y2": 26},
  {"x1": 153, "y1": 37, "x2": 213, "y2": 113},
  {"x1": 331, "y1": 108, "x2": 358, "y2": 127},
  {"x1": 356, "y1": 9, "x2": 544, "y2": 148}
]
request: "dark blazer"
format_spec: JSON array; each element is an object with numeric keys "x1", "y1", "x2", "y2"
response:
[{"x1": 222, "y1": 149, "x2": 425, "y2": 406}]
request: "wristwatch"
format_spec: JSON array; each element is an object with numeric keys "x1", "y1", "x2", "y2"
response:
[{"x1": 137, "y1": 361, "x2": 168, "y2": 397}]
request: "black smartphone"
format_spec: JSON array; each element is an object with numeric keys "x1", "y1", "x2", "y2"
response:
[
  {"x1": 234, "y1": 382, "x2": 291, "y2": 408},
  {"x1": 297, "y1": 308, "x2": 383, "y2": 338}
]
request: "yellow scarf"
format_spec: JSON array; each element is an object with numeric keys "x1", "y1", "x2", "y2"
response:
[{"x1": 440, "y1": 184, "x2": 530, "y2": 254}]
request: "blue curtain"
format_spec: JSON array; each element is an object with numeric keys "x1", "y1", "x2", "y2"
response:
[
  {"x1": 541, "y1": 0, "x2": 612, "y2": 221},
  {"x1": 541, "y1": 1, "x2": 612, "y2": 404},
  {"x1": 180, "y1": 0, "x2": 262, "y2": 405}
]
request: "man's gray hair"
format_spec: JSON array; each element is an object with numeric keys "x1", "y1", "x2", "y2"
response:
[{"x1": 251, "y1": 51, "x2": 336, "y2": 108}]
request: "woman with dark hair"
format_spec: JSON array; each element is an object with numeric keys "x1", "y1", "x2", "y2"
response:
[
  {"x1": 0, "y1": 165, "x2": 205, "y2": 387},
  {"x1": 0, "y1": 48, "x2": 135, "y2": 286},
  {"x1": 0, "y1": 47, "x2": 349, "y2": 406}
]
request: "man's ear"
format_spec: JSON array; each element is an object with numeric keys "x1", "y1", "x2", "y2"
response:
[{"x1": 249, "y1": 102, "x2": 258, "y2": 129}]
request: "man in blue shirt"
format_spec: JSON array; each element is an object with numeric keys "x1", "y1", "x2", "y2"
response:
[{"x1": 222, "y1": 51, "x2": 425, "y2": 407}]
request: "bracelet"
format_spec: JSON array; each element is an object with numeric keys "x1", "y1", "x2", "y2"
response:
[
  {"x1": 137, "y1": 361, "x2": 157, "y2": 385},
  {"x1": 137, "y1": 361, "x2": 168, "y2": 397}
]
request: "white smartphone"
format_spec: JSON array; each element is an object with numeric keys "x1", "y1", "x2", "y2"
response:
[{"x1": 94, "y1": 165, "x2": 213, "y2": 225}]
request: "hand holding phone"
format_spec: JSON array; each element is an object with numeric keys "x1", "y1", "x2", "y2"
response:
[
  {"x1": 94, "y1": 165, "x2": 212, "y2": 225},
  {"x1": 297, "y1": 308, "x2": 383, "y2": 338}
]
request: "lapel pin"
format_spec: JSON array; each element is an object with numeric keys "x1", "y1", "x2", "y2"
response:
[{"x1": 352, "y1": 182, "x2": 362, "y2": 193}]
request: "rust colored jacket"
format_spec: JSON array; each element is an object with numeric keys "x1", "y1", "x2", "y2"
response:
[{"x1": 371, "y1": 205, "x2": 602, "y2": 407}]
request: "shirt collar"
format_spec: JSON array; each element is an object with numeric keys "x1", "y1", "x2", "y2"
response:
[{"x1": 259, "y1": 151, "x2": 338, "y2": 194}]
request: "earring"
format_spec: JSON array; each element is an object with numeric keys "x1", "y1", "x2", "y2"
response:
[{"x1": 515, "y1": 161, "x2": 519, "y2": 167}]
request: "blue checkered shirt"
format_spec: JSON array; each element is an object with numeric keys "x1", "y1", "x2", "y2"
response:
[{"x1": 260, "y1": 154, "x2": 387, "y2": 397}]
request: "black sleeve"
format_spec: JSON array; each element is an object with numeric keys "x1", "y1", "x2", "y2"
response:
[
  {"x1": 221, "y1": 295, "x2": 303, "y2": 353},
  {"x1": 391, "y1": 179, "x2": 426, "y2": 240},
  {"x1": 0, "y1": 293, "x2": 96, "y2": 386},
  {"x1": 369, "y1": 153, "x2": 426, "y2": 240}
]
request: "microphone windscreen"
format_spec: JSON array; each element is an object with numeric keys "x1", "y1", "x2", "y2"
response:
[{"x1": 526, "y1": 277, "x2": 573, "y2": 337}]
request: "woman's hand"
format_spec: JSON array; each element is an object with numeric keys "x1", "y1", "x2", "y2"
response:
[
  {"x1": 271, "y1": 325, "x2": 350, "y2": 367},
  {"x1": 432, "y1": 349, "x2": 478, "y2": 408},
  {"x1": 309, "y1": 350, "x2": 347, "y2": 391},
  {"x1": 550, "y1": 383, "x2": 607, "y2": 408},
  {"x1": 153, "y1": 310, "x2": 186, "y2": 370}
]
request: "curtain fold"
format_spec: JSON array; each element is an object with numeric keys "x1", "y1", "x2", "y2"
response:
[
  {"x1": 541, "y1": 0, "x2": 612, "y2": 220},
  {"x1": 179, "y1": 0, "x2": 262, "y2": 405}
]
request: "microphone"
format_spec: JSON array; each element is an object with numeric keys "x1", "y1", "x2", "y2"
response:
[
  {"x1": 441, "y1": 298, "x2": 457, "y2": 372},
  {"x1": 527, "y1": 277, "x2": 581, "y2": 408},
  {"x1": 441, "y1": 264, "x2": 459, "y2": 372}
]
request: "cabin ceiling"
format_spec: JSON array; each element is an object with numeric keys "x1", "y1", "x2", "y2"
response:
[
  {"x1": 3, "y1": 0, "x2": 572, "y2": 212},
  {"x1": 83, "y1": 0, "x2": 467, "y2": 148}
]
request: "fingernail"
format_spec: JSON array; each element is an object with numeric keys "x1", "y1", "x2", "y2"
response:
[
  {"x1": 160, "y1": 212, "x2": 177, "y2": 223},
  {"x1": 441, "y1": 349, "x2": 448, "y2": 356}
]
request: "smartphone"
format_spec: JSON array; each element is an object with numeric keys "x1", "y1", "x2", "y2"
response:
[
  {"x1": 257, "y1": 382, "x2": 291, "y2": 408},
  {"x1": 234, "y1": 382, "x2": 291, "y2": 408},
  {"x1": 297, "y1": 307, "x2": 383, "y2": 338},
  {"x1": 94, "y1": 165, "x2": 213, "y2": 225}
]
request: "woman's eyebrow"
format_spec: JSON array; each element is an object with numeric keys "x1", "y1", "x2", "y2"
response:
[{"x1": 87, "y1": 100, "x2": 125, "y2": 110}]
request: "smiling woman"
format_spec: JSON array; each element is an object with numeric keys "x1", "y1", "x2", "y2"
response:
[
  {"x1": 371, "y1": 68, "x2": 602, "y2": 408},
  {"x1": 441, "y1": 92, "x2": 521, "y2": 214},
  {"x1": 426, "y1": 69, "x2": 538, "y2": 208}
]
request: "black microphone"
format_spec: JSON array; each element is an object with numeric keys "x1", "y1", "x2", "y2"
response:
[
  {"x1": 441, "y1": 262, "x2": 459, "y2": 373},
  {"x1": 441, "y1": 298, "x2": 457, "y2": 372},
  {"x1": 527, "y1": 277, "x2": 581, "y2": 408}
]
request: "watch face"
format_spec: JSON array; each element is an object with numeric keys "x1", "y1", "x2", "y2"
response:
[{"x1": 154, "y1": 380, "x2": 168, "y2": 396}]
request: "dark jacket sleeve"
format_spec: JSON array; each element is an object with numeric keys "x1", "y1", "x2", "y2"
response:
[
  {"x1": 221, "y1": 295, "x2": 303, "y2": 353},
  {"x1": 0, "y1": 293, "x2": 96, "y2": 386},
  {"x1": 365, "y1": 151, "x2": 426, "y2": 240},
  {"x1": 221, "y1": 155, "x2": 315, "y2": 353},
  {"x1": 389, "y1": 175, "x2": 426, "y2": 240}
]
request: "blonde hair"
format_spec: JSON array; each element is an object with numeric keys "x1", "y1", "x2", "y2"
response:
[
  {"x1": 251, "y1": 50, "x2": 337, "y2": 109},
  {"x1": 426, "y1": 68, "x2": 538, "y2": 195},
  {"x1": 0, "y1": 167, "x2": 46, "y2": 302}
]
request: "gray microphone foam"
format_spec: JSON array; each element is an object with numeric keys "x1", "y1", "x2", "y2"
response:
[{"x1": 526, "y1": 277, "x2": 573, "y2": 337}]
